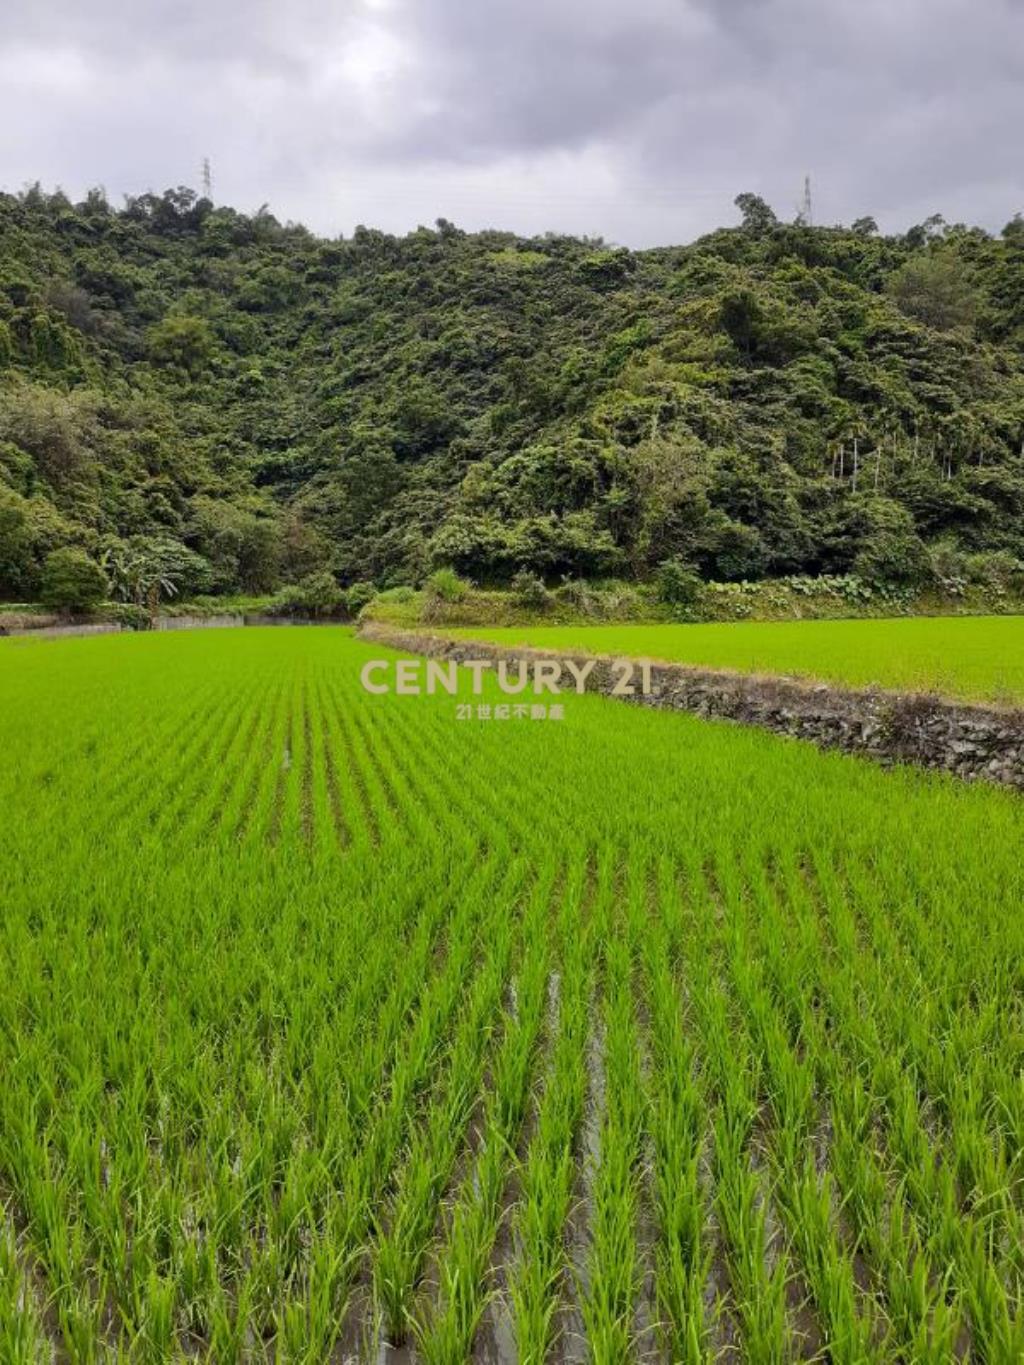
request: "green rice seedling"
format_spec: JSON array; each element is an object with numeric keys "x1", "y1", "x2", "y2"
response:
[
  {"x1": 369, "y1": 857, "x2": 536, "y2": 1344},
  {"x1": 639, "y1": 858, "x2": 714, "y2": 1363},
  {"x1": 711, "y1": 1106, "x2": 790, "y2": 1363},
  {"x1": 730, "y1": 843, "x2": 941, "y2": 1348},
  {"x1": 454, "y1": 614, "x2": 1024, "y2": 703},
  {"x1": 662, "y1": 864, "x2": 794, "y2": 1361},
  {"x1": 132, "y1": 1270, "x2": 177, "y2": 1361},
  {"x1": 580, "y1": 849, "x2": 646, "y2": 1364},
  {"x1": 414, "y1": 861, "x2": 557, "y2": 1361},
  {"x1": 719, "y1": 861, "x2": 881, "y2": 1361},
  {"x1": 373, "y1": 970, "x2": 513, "y2": 1340},
  {"x1": 273, "y1": 1241, "x2": 350, "y2": 1365},
  {"x1": 0, "y1": 1219, "x2": 48, "y2": 1365},
  {"x1": 747, "y1": 843, "x2": 980, "y2": 1359},
  {"x1": 508, "y1": 858, "x2": 594, "y2": 1365},
  {"x1": 793, "y1": 863, "x2": 1009, "y2": 1353},
  {"x1": 4, "y1": 626, "x2": 1024, "y2": 1359},
  {"x1": 204, "y1": 1272, "x2": 254, "y2": 1363}
]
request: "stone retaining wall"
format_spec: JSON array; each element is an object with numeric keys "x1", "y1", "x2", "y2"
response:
[{"x1": 358, "y1": 623, "x2": 1024, "y2": 790}]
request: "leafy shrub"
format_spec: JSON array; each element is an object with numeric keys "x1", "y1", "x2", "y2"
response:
[
  {"x1": 344, "y1": 580, "x2": 378, "y2": 616},
  {"x1": 703, "y1": 582, "x2": 756, "y2": 618},
  {"x1": 656, "y1": 558, "x2": 704, "y2": 609},
  {"x1": 510, "y1": 569, "x2": 551, "y2": 610},
  {"x1": 578, "y1": 249, "x2": 635, "y2": 285},
  {"x1": 553, "y1": 578, "x2": 596, "y2": 613},
  {"x1": 39, "y1": 548, "x2": 108, "y2": 614},
  {"x1": 374, "y1": 585, "x2": 416, "y2": 604},
  {"x1": 146, "y1": 314, "x2": 215, "y2": 375},
  {"x1": 546, "y1": 577, "x2": 650, "y2": 621},
  {"x1": 164, "y1": 593, "x2": 275, "y2": 618},
  {"x1": 782, "y1": 575, "x2": 875, "y2": 603},
  {"x1": 928, "y1": 542, "x2": 969, "y2": 596},
  {"x1": 425, "y1": 567, "x2": 471, "y2": 603},
  {"x1": 593, "y1": 581, "x2": 646, "y2": 619},
  {"x1": 964, "y1": 551, "x2": 1024, "y2": 594},
  {"x1": 101, "y1": 535, "x2": 212, "y2": 606},
  {"x1": 101, "y1": 602, "x2": 152, "y2": 630},
  {"x1": 0, "y1": 487, "x2": 39, "y2": 597},
  {"x1": 705, "y1": 518, "x2": 768, "y2": 581},
  {"x1": 270, "y1": 571, "x2": 343, "y2": 618},
  {"x1": 854, "y1": 537, "x2": 929, "y2": 588},
  {"x1": 851, "y1": 503, "x2": 930, "y2": 588}
]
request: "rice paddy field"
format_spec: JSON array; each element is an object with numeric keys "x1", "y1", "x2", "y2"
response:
[
  {"x1": 2, "y1": 625, "x2": 1024, "y2": 1363},
  {"x1": 450, "y1": 616, "x2": 1024, "y2": 706}
]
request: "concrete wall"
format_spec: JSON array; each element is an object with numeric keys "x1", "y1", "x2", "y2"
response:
[
  {"x1": 1, "y1": 620, "x2": 123, "y2": 640},
  {"x1": 4, "y1": 613, "x2": 329, "y2": 637},
  {"x1": 155, "y1": 614, "x2": 245, "y2": 631}
]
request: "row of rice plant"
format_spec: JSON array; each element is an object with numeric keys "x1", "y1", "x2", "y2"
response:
[{"x1": 1, "y1": 625, "x2": 1023, "y2": 1360}]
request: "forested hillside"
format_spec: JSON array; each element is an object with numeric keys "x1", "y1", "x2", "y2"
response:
[{"x1": 2, "y1": 184, "x2": 1024, "y2": 604}]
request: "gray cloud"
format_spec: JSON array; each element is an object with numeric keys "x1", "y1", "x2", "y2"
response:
[{"x1": 1, "y1": 0, "x2": 1022, "y2": 245}]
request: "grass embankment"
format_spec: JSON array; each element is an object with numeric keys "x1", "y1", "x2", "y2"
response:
[
  {"x1": 1, "y1": 627, "x2": 1023, "y2": 1358},
  {"x1": 5, "y1": 571, "x2": 1023, "y2": 636},
  {"x1": 362, "y1": 577, "x2": 1024, "y2": 632},
  {"x1": 450, "y1": 615, "x2": 1024, "y2": 706}
]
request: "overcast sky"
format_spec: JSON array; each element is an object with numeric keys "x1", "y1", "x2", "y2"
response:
[{"x1": 1, "y1": 0, "x2": 1022, "y2": 247}]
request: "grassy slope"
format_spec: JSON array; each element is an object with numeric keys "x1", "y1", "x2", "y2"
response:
[{"x1": 450, "y1": 614, "x2": 1024, "y2": 704}]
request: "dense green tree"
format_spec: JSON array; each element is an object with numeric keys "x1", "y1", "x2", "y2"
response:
[
  {"x1": 0, "y1": 382, "x2": 99, "y2": 490},
  {"x1": 271, "y1": 570, "x2": 343, "y2": 617},
  {"x1": 39, "y1": 547, "x2": 107, "y2": 613},
  {"x1": 147, "y1": 315, "x2": 216, "y2": 376},
  {"x1": 734, "y1": 192, "x2": 778, "y2": 236},
  {"x1": 100, "y1": 535, "x2": 211, "y2": 607},
  {"x1": 187, "y1": 499, "x2": 281, "y2": 593},
  {"x1": 0, "y1": 489, "x2": 33, "y2": 595},
  {"x1": 851, "y1": 499, "x2": 931, "y2": 586},
  {"x1": 2, "y1": 183, "x2": 1024, "y2": 601},
  {"x1": 887, "y1": 251, "x2": 978, "y2": 331}
]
